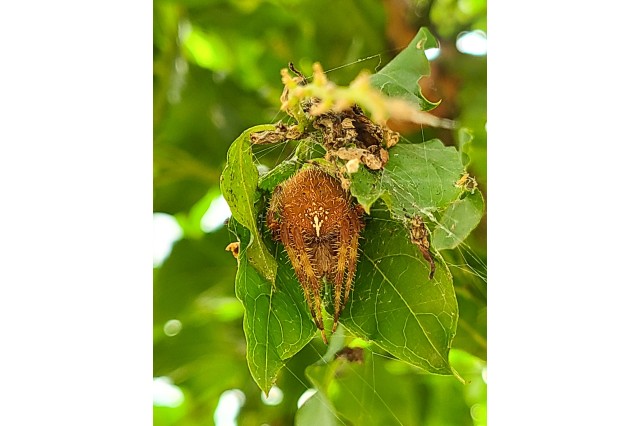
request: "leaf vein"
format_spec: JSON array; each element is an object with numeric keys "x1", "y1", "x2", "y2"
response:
[{"x1": 363, "y1": 252, "x2": 448, "y2": 368}]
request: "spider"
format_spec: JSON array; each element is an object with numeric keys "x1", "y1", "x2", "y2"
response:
[{"x1": 267, "y1": 167, "x2": 364, "y2": 343}]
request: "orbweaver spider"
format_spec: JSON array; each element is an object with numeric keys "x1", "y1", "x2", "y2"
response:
[{"x1": 267, "y1": 167, "x2": 364, "y2": 343}]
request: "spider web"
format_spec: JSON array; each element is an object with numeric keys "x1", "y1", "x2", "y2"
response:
[
  {"x1": 246, "y1": 58, "x2": 486, "y2": 425},
  {"x1": 251, "y1": 146, "x2": 486, "y2": 425},
  {"x1": 272, "y1": 218, "x2": 486, "y2": 425}
]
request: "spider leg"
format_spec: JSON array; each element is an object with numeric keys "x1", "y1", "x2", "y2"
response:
[
  {"x1": 281, "y1": 225, "x2": 328, "y2": 344},
  {"x1": 331, "y1": 207, "x2": 362, "y2": 332},
  {"x1": 331, "y1": 223, "x2": 349, "y2": 332},
  {"x1": 345, "y1": 231, "x2": 360, "y2": 307},
  {"x1": 343, "y1": 209, "x2": 363, "y2": 323},
  {"x1": 266, "y1": 186, "x2": 283, "y2": 241}
]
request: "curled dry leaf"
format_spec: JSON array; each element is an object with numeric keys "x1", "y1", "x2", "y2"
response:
[
  {"x1": 345, "y1": 158, "x2": 360, "y2": 174},
  {"x1": 455, "y1": 172, "x2": 478, "y2": 193},
  {"x1": 225, "y1": 242, "x2": 240, "y2": 259},
  {"x1": 331, "y1": 146, "x2": 389, "y2": 171},
  {"x1": 250, "y1": 122, "x2": 304, "y2": 145},
  {"x1": 281, "y1": 62, "x2": 455, "y2": 129},
  {"x1": 335, "y1": 347, "x2": 365, "y2": 363},
  {"x1": 311, "y1": 104, "x2": 397, "y2": 172},
  {"x1": 408, "y1": 215, "x2": 436, "y2": 279}
]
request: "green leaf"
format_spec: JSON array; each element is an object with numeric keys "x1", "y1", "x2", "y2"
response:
[
  {"x1": 416, "y1": 349, "x2": 487, "y2": 425},
  {"x1": 153, "y1": 227, "x2": 237, "y2": 327},
  {"x1": 182, "y1": 26, "x2": 232, "y2": 72},
  {"x1": 230, "y1": 219, "x2": 317, "y2": 395},
  {"x1": 304, "y1": 347, "x2": 422, "y2": 425},
  {"x1": 295, "y1": 139, "x2": 327, "y2": 162},
  {"x1": 341, "y1": 213, "x2": 459, "y2": 376},
  {"x1": 380, "y1": 139, "x2": 466, "y2": 217},
  {"x1": 348, "y1": 167, "x2": 384, "y2": 214},
  {"x1": 295, "y1": 392, "x2": 341, "y2": 426},
  {"x1": 433, "y1": 190, "x2": 485, "y2": 250},
  {"x1": 173, "y1": 188, "x2": 218, "y2": 238},
  {"x1": 346, "y1": 139, "x2": 467, "y2": 220},
  {"x1": 442, "y1": 245, "x2": 486, "y2": 360},
  {"x1": 453, "y1": 287, "x2": 487, "y2": 361},
  {"x1": 457, "y1": 127, "x2": 474, "y2": 167},
  {"x1": 258, "y1": 157, "x2": 299, "y2": 193},
  {"x1": 220, "y1": 124, "x2": 278, "y2": 283},
  {"x1": 370, "y1": 27, "x2": 439, "y2": 111}
]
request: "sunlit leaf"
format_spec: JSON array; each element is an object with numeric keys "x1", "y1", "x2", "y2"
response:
[
  {"x1": 433, "y1": 190, "x2": 484, "y2": 250},
  {"x1": 348, "y1": 167, "x2": 384, "y2": 214},
  {"x1": 421, "y1": 349, "x2": 486, "y2": 425},
  {"x1": 380, "y1": 139, "x2": 465, "y2": 217},
  {"x1": 258, "y1": 157, "x2": 299, "y2": 193},
  {"x1": 345, "y1": 139, "x2": 468, "y2": 222},
  {"x1": 155, "y1": 4, "x2": 487, "y2": 425},
  {"x1": 230, "y1": 219, "x2": 317, "y2": 395},
  {"x1": 457, "y1": 127, "x2": 474, "y2": 167},
  {"x1": 182, "y1": 26, "x2": 232, "y2": 71},
  {"x1": 153, "y1": 227, "x2": 237, "y2": 326},
  {"x1": 221, "y1": 124, "x2": 278, "y2": 283},
  {"x1": 453, "y1": 286, "x2": 487, "y2": 361},
  {"x1": 341, "y1": 213, "x2": 459, "y2": 376},
  {"x1": 295, "y1": 391, "x2": 341, "y2": 426},
  {"x1": 304, "y1": 347, "x2": 421, "y2": 425},
  {"x1": 370, "y1": 26, "x2": 439, "y2": 111}
]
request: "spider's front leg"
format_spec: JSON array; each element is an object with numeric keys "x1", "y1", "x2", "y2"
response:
[{"x1": 281, "y1": 224, "x2": 328, "y2": 344}]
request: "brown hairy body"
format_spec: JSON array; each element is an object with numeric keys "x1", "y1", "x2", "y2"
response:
[{"x1": 267, "y1": 168, "x2": 364, "y2": 343}]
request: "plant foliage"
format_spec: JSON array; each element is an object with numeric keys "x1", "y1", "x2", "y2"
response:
[
  {"x1": 154, "y1": 1, "x2": 487, "y2": 424},
  {"x1": 221, "y1": 27, "x2": 482, "y2": 394}
]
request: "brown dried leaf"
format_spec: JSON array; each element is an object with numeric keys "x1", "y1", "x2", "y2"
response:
[
  {"x1": 408, "y1": 215, "x2": 435, "y2": 279},
  {"x1": 225, "y1": 242, "x2": 240, "y2": 259}
]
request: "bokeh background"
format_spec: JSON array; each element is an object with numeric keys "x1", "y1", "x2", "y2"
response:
[{"x1": 153, "y1": 0, "x2": 487, "y2": 424}]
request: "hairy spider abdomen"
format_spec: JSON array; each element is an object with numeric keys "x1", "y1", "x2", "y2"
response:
[
  {"x1": 278, "y1": 170, "x2": 349, "y2": 241},
  {"x1": 267, "y1": 167, "x2": 364, "y2": 343}
]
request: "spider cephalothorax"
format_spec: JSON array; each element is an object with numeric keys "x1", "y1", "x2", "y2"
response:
[{"x1": 266, "y1": 167, "x2": 364, "y2": 343}]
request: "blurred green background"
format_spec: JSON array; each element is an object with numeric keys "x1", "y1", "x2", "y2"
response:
[{"x1": 153, "y1": 0, "x2": 486, "y2": 425}]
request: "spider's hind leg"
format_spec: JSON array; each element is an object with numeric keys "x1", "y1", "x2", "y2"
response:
[
  {"x1": 282, "y1": 226, "x2": 328, "y2": 344},
  {"x1": 330, "y1": 207, "x2": 363, "y2": 332}
]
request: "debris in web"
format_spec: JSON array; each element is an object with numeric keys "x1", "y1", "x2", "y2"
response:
[{"x1": 408, "y1": 215, "x2": 436, "y2": 279}]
